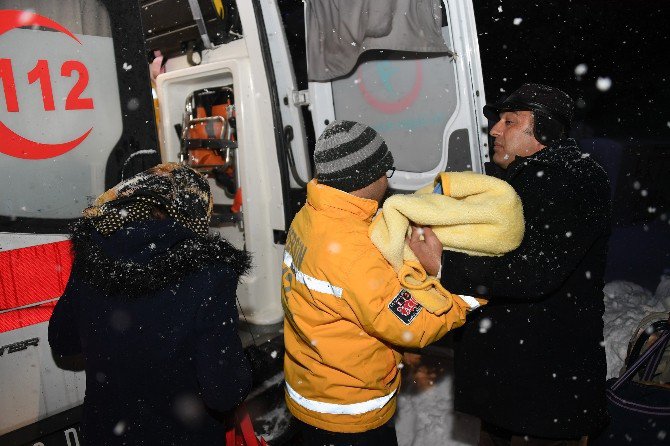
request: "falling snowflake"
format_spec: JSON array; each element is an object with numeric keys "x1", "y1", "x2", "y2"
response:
[
  {"x1": 513, "y1": 18, "x2": 523, "y2": 25},
  {"x1": 127, "y1": 98, "x2": 140, "y2": 111},
  {"x1": 596, "y1": 77, "x2": 612, "y2": 91},
  {"x1": 173, "y1": 394, "x2": 204, "y2": 428},
  {"x1": 574, "y1": 63, "x2": 588, "y2": 76},
  {"x1": 122, "y1": 62, "x2": 132, "y2": 71},
  {"x1": 113, "y1": 420, "x2": 127, "y2": 436},
  {"x1": 328, "y1": 242, "x2": 341, "y2": 254},
  {"x1": 18, "y1": 9, "x2": 35, "y2": 25},
  {"x1": 479, "y1": 318, "x2": 492, "y2": 333},
  {"x1": 536, "y1": 170, "x2": 544, "y2": 177},
  {"x1": 566, "y1": 231, "x2": 572, "y2": 238}
]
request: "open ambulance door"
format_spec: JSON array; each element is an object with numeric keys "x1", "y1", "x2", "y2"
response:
[
  {"x1": 151, "y1": 0, "x2": 312, "y2": 325},
  {"x1": 306, "y1": 0, "x2": 489, "y2": 191}
]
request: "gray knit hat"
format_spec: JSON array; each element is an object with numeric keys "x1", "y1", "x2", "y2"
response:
[{"x1": 314, "y1": 120, "x2": 394, "y2": 192}]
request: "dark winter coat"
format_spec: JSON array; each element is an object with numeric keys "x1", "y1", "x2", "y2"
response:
[
  {"x1": 48, "y1": 218, "x2": 252, "y2": 445},
  {"x1": 440, "y1": 139, "x2": 611, "y2": 439}
]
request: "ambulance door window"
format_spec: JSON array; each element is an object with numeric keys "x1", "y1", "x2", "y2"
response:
[
  {"x1": 329, "y1": 10, "x2": 459, "y2": 175},
  {"x1": 0, "y1": 1, "x2": 157, "y2": 232}
]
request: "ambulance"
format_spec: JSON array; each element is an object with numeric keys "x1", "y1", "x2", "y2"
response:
[{"x1": 0, "y1": 0, "x2": 488, "y2": 443}]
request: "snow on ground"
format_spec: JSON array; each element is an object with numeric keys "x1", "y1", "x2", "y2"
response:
[
  {"x1": 257, "y1": 403, "x2": 293, "y2": 442},
  {"x1": 395, "y1": 277, "x2": 670, "y2": 445},
  {"x1": 603, "y1": 276, "x2": 670, "y2": 378},
  {"x1": 396, "y1": 354, "x2": 479, "y2": 446}
]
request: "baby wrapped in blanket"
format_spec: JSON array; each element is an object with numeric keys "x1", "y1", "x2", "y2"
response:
[{"x1": 369, "y1": 171, "x2": 525, "y2": 314}]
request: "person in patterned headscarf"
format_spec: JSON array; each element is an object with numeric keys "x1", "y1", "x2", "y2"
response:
[{"x1": 49, "y1": 162, "x2": 252, "y2": 445}]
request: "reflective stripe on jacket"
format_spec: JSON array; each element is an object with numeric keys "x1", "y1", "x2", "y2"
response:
[{"x1": 282, "y1": 180, "x2": 470, "y2": 433}]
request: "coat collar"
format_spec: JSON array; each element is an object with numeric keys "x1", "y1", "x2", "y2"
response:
[
  {"x1": 307, "y1": 180, "x2": 379, "y2": 222},
  {"x1": 70, "y1": 218, "x2": 251, "y2": 296},
  {"x1": 504, "y1": 138, "x2": 583, "y2": 181}
]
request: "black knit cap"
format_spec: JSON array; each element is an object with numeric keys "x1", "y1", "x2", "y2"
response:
[
  {"x1": 483, "y1": 83, "x2": 574, "y2": 144},
  {"x1": 314, "y1": 120, "x2": 394, "y2": 192}
]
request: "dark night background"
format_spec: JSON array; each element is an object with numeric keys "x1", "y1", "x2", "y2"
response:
[
  {"x1": 473, "y1": 0, "x2": 670, "y2": 290},
  {"x1": 475, "y1": 0, "x2": 670, "y2": 140}
]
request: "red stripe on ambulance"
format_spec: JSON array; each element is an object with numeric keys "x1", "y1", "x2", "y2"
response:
[{"x1": 0, "y1": 241, "x2": 73, "y2": 333}]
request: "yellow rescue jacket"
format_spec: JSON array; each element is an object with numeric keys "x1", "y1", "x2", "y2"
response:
[{"x1": 281, "y1": 181, "x2": 475, "y2": 433}]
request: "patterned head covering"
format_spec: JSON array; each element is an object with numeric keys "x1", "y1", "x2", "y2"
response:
[{"x1": 83, "y1": 163, "x2": 212, "y2": 237}]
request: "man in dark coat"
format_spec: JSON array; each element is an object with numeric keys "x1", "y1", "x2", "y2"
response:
[
  {"x1": 414, "y1": 84, "x2": 611, "y2": 445},
  {"x1": 49, "y1": 163, "x2": 252, "y2": 445}
]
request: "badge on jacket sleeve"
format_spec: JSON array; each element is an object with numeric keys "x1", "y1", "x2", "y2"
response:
[{"x1": 389, "y1": 289, "x2": 423, "y2": 325}]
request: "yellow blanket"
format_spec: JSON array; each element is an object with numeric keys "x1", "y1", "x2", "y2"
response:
[{"x1": 369, "y1": 171, "x2": 524, "y2": 312}]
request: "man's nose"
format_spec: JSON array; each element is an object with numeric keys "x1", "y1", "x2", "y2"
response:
[{"x1": 489, "y1": 119, "x2": 503, "y2": 137}]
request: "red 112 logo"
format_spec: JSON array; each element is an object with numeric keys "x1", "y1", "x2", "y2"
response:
[
  {"x1": 0, "y1": 59, "x2": 93, "y2": 112},
  {"x1": 0, "y1": 10, "x2": 94, "y2": 159}
]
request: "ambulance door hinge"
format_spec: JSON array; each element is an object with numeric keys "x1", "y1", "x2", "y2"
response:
[{"x1": 291, "y1": 90, "x2": 310, "y2": 107}]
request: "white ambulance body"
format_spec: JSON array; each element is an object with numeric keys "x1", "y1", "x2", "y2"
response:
[{"x1": 0, "y1": 0, "x2": 488, "y2": 443}]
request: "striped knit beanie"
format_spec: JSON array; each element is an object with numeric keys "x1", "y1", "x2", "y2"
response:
[{"x1": 314, "y1": 120, "x2": 394, "y2": 192}]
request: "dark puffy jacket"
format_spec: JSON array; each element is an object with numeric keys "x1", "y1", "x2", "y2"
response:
[
  {"x1": 49, "y1": 218, "x2": 252, "y2": 445},
  {"x1": 440, "y1": 139, "x2": 611, "y2": 439}
]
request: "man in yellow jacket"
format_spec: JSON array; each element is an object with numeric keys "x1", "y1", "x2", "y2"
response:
[{"x1": 282, "y1": 120, "x2": 474, "y2": 445}]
